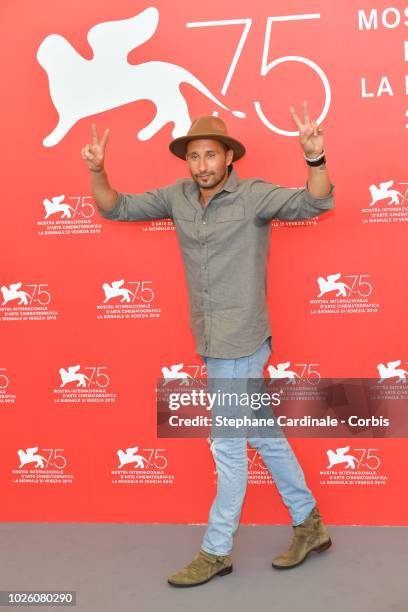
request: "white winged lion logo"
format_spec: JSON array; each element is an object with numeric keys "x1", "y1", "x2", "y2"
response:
[{"x1": 37, "y1": 6, "x2": 245, "y2": 147}]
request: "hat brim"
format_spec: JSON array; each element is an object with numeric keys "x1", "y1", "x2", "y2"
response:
[{"x1": 169, "y1": 133, "x2": 245, "y2": 161}]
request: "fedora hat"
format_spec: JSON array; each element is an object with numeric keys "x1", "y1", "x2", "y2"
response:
[{"x1": 169, "y1": 116, "x2": 245, "y2": 161}]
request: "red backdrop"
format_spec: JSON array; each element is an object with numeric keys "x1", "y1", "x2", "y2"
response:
[{"x1": 1, "y1": 0, "x2": 407, "y2": 524}]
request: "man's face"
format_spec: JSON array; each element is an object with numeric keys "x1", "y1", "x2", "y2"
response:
[{"x1": 186, "y1": 139, "x2": 234, "y2": 190}]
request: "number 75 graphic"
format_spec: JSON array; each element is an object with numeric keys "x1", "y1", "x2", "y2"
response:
[{"x1": 186, "y1": 13, "x2": 331, "y2": 136}]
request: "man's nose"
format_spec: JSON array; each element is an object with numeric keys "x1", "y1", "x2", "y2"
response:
[{"x1": 198, "y1": 157, "x2": 208, "y2": 172}]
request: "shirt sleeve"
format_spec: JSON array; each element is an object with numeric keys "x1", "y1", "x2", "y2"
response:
[
  {"x1": 97, "y1": 186, "x2": 173, "y2": 221},
  {"x1": 252, "y1": 179, "x2": 335, "y2": 222}
]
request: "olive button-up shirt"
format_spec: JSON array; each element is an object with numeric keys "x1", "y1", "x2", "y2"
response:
[{"x1": 98, "y1": 168, "x2": 334, "y2": 358}]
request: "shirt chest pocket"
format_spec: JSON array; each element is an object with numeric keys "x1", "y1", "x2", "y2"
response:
[
  {"x1": 173, "y1": 206, "x2": 197, "y2": 222},
  {"x1": 172, "y1": 206, "x2": 199, "y2": 249},
  {"x1": 215, "y1": 203, "x2": 245, "y2": 222},
  {"x1": 213, "y1": 203, "x2": 246, "y2": 249}
]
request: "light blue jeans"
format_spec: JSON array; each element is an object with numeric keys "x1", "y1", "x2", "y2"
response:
[{"x1": 200, "y1": 336, "x2": 316, "y2": 556}]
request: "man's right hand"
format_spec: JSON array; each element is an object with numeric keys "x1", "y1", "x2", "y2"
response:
[{"x1": 81, "y1": 123, "x2": 110, "y2": 173}]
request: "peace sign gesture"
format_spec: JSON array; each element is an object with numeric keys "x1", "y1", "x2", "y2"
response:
[
  {"x1": 81, "y1": 123, "x2": 110, "y2": 173},
  {"x1": 289, "y1": 101, "x2": 324, "y2": 158}
]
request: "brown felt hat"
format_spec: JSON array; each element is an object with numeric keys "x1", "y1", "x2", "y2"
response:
[{"x1": 169, "y1": 116, "x2": 246, "y2": 161}]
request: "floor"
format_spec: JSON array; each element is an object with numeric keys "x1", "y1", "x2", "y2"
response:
[{"x1": 0, "y1": 523, "x2": 406, "y2": 611}]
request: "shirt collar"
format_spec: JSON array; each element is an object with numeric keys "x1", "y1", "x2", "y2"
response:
[
  {"x1": 222, "y1": 167, "x2": 239, "y2": 192},
  {"x1": 184, "y1": 168, "x2": 240, "y2": 216}
]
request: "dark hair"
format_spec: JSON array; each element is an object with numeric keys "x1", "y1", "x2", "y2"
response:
[{"x1": 220, "y1": 141, "x2": 233, "y2": 173}]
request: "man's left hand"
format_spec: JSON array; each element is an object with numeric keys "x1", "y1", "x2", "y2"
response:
[{"x1": 289, "y1": 101, "x2": 324, "y2": 158}]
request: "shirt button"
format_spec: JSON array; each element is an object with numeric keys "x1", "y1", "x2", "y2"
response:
[
  {"x1": 202, "y1": 221, "x2": 207, "y2": 224},
  {"x1": 204, "y1": 289, "x2": 208, "y2": 293}
]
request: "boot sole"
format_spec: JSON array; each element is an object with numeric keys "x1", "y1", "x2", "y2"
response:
[
  {"x1": 272, "y1": 538, "x2": 332, "y2": 570},
  {"x1": 168, "y1": 564, "x2": 233, "y2": 588}
]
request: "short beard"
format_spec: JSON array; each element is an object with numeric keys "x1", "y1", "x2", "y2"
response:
[{"x1": 194, "y1": 170, "x2": 228, "y2": 190}]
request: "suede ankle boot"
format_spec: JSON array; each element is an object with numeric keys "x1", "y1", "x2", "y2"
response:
[
  {"x1": 168, "y1": 548, "x2": 233, "y2": 587},
  {"x1": 272, "y1": 506, "x2": 332, "y2": 569}
]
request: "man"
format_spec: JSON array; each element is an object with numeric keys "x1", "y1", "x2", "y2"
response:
[{"x1": 81, "y1": 103, "x2": 334, "y2": 587}]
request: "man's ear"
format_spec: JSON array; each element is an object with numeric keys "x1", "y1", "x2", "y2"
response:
[{"x1": 227, "y1": 148, "x2": 234, "y2": 165}]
